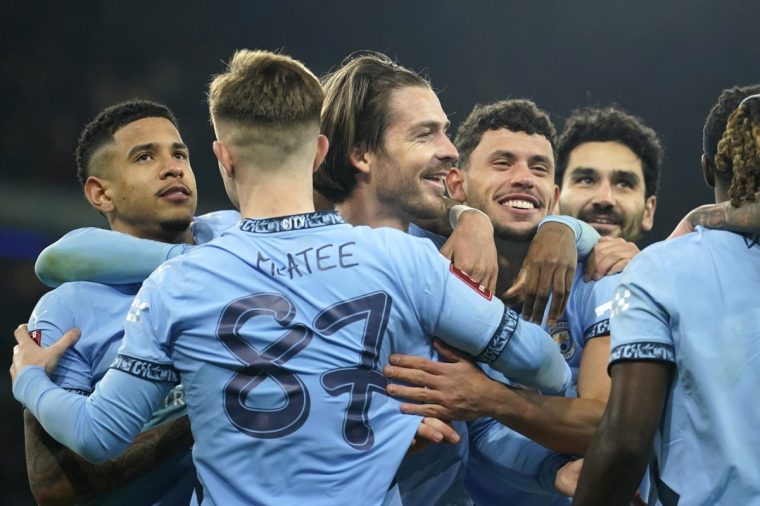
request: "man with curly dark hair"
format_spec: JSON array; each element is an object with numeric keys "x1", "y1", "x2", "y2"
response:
[{"x1": 556, "y1": 106, "x2": 662, "y2": 244}]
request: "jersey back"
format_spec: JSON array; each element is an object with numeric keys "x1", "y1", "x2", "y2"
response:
[
  {"x1": 611, "y1": 228, "x2": 760, "y2": 505},
  {"x1": 118, "y1": 212, "x2": 510, "y2": 505}
]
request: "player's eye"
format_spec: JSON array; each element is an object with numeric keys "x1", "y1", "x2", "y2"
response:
[
  {"x1": 174, "y1": 151, "x2": 189, "y2": 160},
  {"x1": 136, "y1": 152, "x2": 154, "y2": 162}
]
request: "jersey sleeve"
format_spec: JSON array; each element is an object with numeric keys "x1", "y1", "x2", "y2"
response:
[
  {"x1": 466, "y1": 417, "x2": 572, "y2": 497},
  {"x1": 28, "y1": 288, "x2": 93, "y2": 394},
  {"x1": 538, "y1": 215, "x2": 601, "y2": 261},
  {"x1": 191, "y1": 210, "x2": 240, "y2": 243},
  {"x1": 13, "y1": 365, "x2": 170, "y2": 463},
  {"x1": 35, "y1": 228, "x2": 188, "y2": 287},
  {"x1": 609, "y1": 247, "x2": 675, "y2": 368},
  {"x1": 576, "y1": 272, "x2": 618, "y2": 346},
  {"x1": 388, "y1": 234, "x2": 571, "y2": 394},
  {"x1": 113, "y1": 267, "x2": 179, "y2": 380}
]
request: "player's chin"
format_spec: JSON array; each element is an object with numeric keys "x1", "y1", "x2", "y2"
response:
[
  {"x1": 159, "y1": 214, "x2": 194, "y2": 233},
  {"x1": 493, "y1": 222, "x2": 538, "y2": 242}
]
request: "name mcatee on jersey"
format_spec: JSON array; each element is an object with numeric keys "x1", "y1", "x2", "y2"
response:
[{"x1": 255, "y1": 241, "x2": 359, "y2": 279}]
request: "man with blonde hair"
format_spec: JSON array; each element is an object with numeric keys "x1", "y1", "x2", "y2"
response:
[{"x1": 12, "y1": 49, "x2": 569, "y2": 505}]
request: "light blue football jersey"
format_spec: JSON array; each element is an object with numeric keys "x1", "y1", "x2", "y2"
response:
[
  {"x1": 116, "y1": 212, "x2": 570, "y2": 505},
  {"x1": 25, "y1": 211, "x2": 235, "y2": 505},
  {"x1": 610, "y1": 228, "x2": 760, "y2": 506},
  {"x1": 546, "y1": 267, "x2": 617, "y2": 391},
  {"x1": 35, "y1": 210, "x2": 240, "y2": 287},
  {"x1": 402, "y1": 224, "x2": 615, "y2": 506}
]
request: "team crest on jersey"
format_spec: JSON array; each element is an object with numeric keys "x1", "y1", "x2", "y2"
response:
[
  {"x1": 449, "y1": 264, "x2": 493, "y2": 300},
  {"x1": 28, "y1": 329, "x2": 42, "y2": 346},
  {"x1": 549, "y1": 321, "x2": 575, "y2": 360}
]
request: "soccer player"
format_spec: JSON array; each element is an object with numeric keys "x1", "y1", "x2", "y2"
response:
[
  {"x1": 556, "y1": 106, "x2": 663, "y2": 280},
  {"x1": 21, "y1": 100, "x2": 239, "y2": 505},
  {"x1": 669, "y1": 84, "x2": 760, "y2": 238},
  {"x1": 573, "y1": 94, "x2": 760, "y2": 505},
  {"x1": 12, "y1": 49, "x2": 570, "y2": 505},
  {"x1": 316, "y1": 54, "x2": 597, "y2": 505},
  {"x1": 384, "y1": 99, "x2": 621, "y2": 505}
]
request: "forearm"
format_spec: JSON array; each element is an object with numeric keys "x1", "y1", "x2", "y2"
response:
[
  {"x1": 493, "y1": 389, "x2": 605, "y2": 455},
  {"x1": 571, "y1": 417, "x2": 650, "y2": 505},
  {"x1": 35, "y1": 228, "x2": 187, "y2": 287},
  {"x1": 412, "y1": 198, "x2": 484, "y2": 237},
  {"x1": 487, "y1": 316, "x2": 572, "y2": 395},
  {"x1": 468, "y1": 417, "x2": 572, "y2": 496},
  {"x1": 573, "y1": 361, "x2": 673, "y2": 505},
  {"x1": 15, "y1": 367, "x2": 169, "y2": 463},
  {"x1": 688, "y1": 198, "x2": 760, "y2": 233},
  {"x1": 538, "y1": 215, "x2": 601, "y2": 261},
  {"x1": 25, "y1": 410, "x2": 193, "y2": 506}
]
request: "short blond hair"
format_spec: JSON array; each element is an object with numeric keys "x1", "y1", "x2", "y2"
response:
[{"x1": 208, "y1": 49, "x2": 323, "y2": 165}]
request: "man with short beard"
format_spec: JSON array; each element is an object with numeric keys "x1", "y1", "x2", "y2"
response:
[
  {"x1": 555, "y1": 106, "x2": 663, "y2": 280},
  {"x1": 318, "y1": 56, "x2": 593, "y2": 505},
  {"x1": 384, "y1": 99, "x2": 621, "y2": 505}
]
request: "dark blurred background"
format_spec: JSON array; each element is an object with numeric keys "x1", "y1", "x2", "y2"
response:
[{"x1": 2, "y1": 1, "x2": 758, "y2": 503}]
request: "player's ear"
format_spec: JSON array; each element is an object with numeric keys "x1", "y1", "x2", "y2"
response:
[
  {"x1": 84, "y1": 176, "x2": 115, "y2": 213},
  {"x1": 313, "y1": 134, "x2": 329, "y2": 173},
  {"x1": 550, "y1": 184, "x2": 560, "y2": 213},
  {"x1": 213, "y1": 141, "x2": 234, "y2": 178},
  {"x1": 348, "y1": 147, "x2": 372, "y2": 175},
  {"x1": 701, "y1": 153, "x2": 715, "y2": 188},
  {"x1": 445, "y1": 168, "x2": 467, "y2": 203},
  {"x1": 641, "y1": 195, "x2": 657, "y2": 232}
]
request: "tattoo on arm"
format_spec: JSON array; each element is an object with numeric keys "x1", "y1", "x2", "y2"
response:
[
  {"x1": 24, "y1": 409, "x2": 193, "y2": 505},
  {"x1": 687, "y1": 206, "x2": 729, "y2": 230},
  {"x1": 688, "y1": 199, "x2": 760, "y2": 233}
]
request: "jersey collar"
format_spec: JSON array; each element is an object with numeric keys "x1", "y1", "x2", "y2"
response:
[{"x1": 239, "y1": 211, "x2": 345, "y2": 234}]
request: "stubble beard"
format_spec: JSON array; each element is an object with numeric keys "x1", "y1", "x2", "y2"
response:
[{"x1": 159, "y1": 218, "x2": 193, "y2": 236}]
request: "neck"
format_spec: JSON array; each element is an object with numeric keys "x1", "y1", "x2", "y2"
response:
[
  {"x1": 336, "y1": 183, "x2": 409, "y2": 231},
  {"x1": 236, "y1": 169, "x2": 316, "y2": 219},
  {"x1": 110, "y1": 221, "x2": 194, "y2": 245},
  {"x1": 494, "y1": 237, "x2": 531, "y2": 304}
]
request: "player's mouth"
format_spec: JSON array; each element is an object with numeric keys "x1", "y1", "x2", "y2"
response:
[
  {"x1": 157, "y1": 184, "x2": 192, "y2": 202},
  {"x1": 421, "y1": 172, "x2": 448, "y2": 195},
  {"x1": 582, "y1": 213, "x2": 621, "y2": 234},
  {"x1": 495, "y1": 193, "x2": 540, "y2": 214}
]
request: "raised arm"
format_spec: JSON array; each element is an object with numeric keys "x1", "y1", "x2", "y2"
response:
[
  {"x1": 507, "y1": 216, "x2": 601, "y2": 327},
  {"x1": 35, "y1": 228, "x2": 188, "y2": 288},
  {"x1": 439, "y1": 204, "x2": 498, "y2": 293},
  {"x1": 669, "y1": 197, "x2": 760, "y2": 238}
]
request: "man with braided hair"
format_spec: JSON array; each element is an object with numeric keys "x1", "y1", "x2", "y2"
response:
[
  {"x1": 670, "y1": 84, "x2": 760, "y2": 238},
  {"x1": 574, "y1": 94, "x2": 760, "y2": 505}
]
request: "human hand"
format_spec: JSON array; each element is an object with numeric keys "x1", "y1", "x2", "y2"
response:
[
  {"x1": 440, "y1": 210, "x2": 498, "y2": 293},
  {"x1": 384, "y1": 341, "x2": 501, "y2": 421},
  {"x1": 406, "y1": 417, "x2": 461, "y2": 456},
  {"x1": 555, "y1": 458, "x2": 582, "y2": 497},
  {"x1": 10, "y1": 324, "x2": 80, "y2": 383},
  {"x1": 505, "y1": 221, "x2": 577, "y2": 327},
  {"x1": 583, "y1": 236, "x2": 639, "y2": 281}
]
